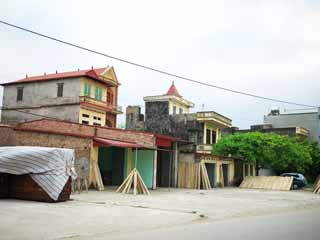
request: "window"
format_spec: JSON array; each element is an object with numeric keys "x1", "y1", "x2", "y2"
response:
[
  {"x1": 84, "y1": 83, "x2": 91, "y2": 96},
  {"x1": 95, "y1": 87, "x2": 102, "y2": 101},
  {"x1": 206, "y1": 129, "x2": 211, "y2": 144},
  {"x1": 179, "y1": 108, "x2": 183, "y2": 114},
  {"x1": 16, "y1": 87, "x2": 24, "y2": 101},
  {"x1": 107, "y1": 90, "x2": 113, "y2": 104},
  {"x1": 173, "y1": 106, "x2": 176, "y2": 115},
  {"x1": 81, "y1": 120, "x2": 89, "y2": 125},
  {"x1": 93, "y1": 116, "x2": 101, "y2": 121},
  {"x1": 93, "y1": 122, "x2": 101, "y2": 126},
  {"x1": 82, "y1": 114, "x2": 90, "y2": 118},
  {"x1": 57, "y1": 83, "x2": 64, "y2": 97},
  {"x1": 212, "y1": 130, "x2": 217, "y2": 144}
]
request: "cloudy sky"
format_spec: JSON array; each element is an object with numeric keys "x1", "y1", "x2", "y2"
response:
[{"x1": 0, "y1": 0, "x2": 319, "y2": 128}]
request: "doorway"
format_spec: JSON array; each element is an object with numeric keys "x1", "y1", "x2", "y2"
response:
[
  {"x1": 156, "y1": 150, "x2": 173, "y2": 187},
  {"x1": 98, "y1": 147, "x2": 125, "y2": 186},
  {"x1": 222, "y1": 164, "x2": 229, "y2": 186},
  {"x1": 205, "y1": 163, "x2": 216, "y2": 187}
]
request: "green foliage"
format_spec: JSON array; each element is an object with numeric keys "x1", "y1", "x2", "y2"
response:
[{"x1": 213, "y1": 132, "x2": 313, "y2": 175}]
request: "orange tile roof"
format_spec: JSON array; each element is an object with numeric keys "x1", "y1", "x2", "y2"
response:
[{"x1": 1, "y1": 67, "x2": 115, "y2": 86}]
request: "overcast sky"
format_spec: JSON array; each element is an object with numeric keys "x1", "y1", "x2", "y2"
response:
[{"x1": 0, "y1": 0, "x2": 319, "y2": 128}]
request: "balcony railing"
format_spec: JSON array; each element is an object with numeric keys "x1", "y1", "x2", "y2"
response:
[
  {"x1": 79, "y1": 96, "x2": 122, "y2": 113},
  {"x1": 196, "y1": 144, "x2": 213, "y2": 153},
  {"x1": 196, "y1": 111, "x2": 232, "y2": 127}
]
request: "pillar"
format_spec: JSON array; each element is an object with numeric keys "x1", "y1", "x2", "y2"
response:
[{"x1": 153, "y1": 150, "x2": 157, "y2": 190}]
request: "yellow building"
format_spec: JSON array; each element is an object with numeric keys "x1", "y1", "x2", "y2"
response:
[{"x1": 78, "y1": 66, "x2": 122, "y2": 127}]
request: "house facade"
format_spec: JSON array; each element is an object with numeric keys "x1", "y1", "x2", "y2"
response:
[
  {"x1": 264, "y1": 108, "x2": 320, "y2": 144},
  {"x1": 126, "y1": 82, "x2": 242, "y2": 187},
  {"x1": 1, "y1": 66, "x2": 121, "y2": 127},
  {"x1": 0, "y1": 119, "x2": 180, "y2": 190}
]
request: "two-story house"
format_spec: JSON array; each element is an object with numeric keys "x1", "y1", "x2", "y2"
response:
[
  {"x1": 0, "y1": 66, "x2": 122, "y2": 127},
  {"x1": 126, "y1": 82, "x2": 240, "y2": 188}
]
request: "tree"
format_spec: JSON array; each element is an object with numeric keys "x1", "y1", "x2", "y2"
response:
[{"x1": 213, "y1": 132, "x2": 312, "y2": 175}]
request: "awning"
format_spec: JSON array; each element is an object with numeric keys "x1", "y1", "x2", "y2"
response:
[{"x1": 93, "y1": 137, "x2": 143, "y2": 148}]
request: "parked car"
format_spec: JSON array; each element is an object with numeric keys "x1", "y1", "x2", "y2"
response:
[{"x1": 280, "y1": 173, "x2": 307, "y2": 189}]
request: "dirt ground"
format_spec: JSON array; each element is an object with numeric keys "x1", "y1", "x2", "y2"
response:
[{"x1": 1, "y1": 187, "x2": 320, "y2": 240}]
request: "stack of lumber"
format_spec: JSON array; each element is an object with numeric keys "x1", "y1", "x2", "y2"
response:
[
  {"x1": 313, "y1": 175, "x2": 320, "y2": 194},
  {"x1": 177, "y1": 162, "x2": 199, "y2": 189},
  {"x1": 177, "y1": 162, "x2": 211, "y2": 190},
  {"x1": 240, "y1": 176, "x2": 293, "y2": 191},
  {"x1": 116, "y1": 168, "x2": 149, "y2": 195},
  {"x1": 0, "y1": 173, "x2": 8, "y2": 198},
  {"x1": 198, "y1": 162, "x2": 211, "y2": 190}
]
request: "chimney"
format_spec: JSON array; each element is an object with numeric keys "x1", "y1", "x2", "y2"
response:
[
  {"x1": 56, "y1": 70, "x2": 58, "y2": 74},
  {"x1": 25, "y1": 74, "x2": 28, "y2": 78},
  {"x1": 44, "y1": 72, "x2": 46, "y2": 76},
  {"x1": 91, "y1": 66, "x2": 93, "y2": 70}
]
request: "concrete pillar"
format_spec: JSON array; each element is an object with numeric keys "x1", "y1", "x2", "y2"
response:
[
  {"x1": 203, "y1": 122, "x2": 206, "y2": 144},
  {"x1": 172, "y1": 142, "x2": 179, "y2": 188},
  {"x1": 153, "y1": 150, "x2": 157, "y2": 190}
]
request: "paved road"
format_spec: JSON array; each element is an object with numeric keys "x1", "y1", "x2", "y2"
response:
[{"x1": 103, "y1": 207, "x2": 320, "y2": 240}]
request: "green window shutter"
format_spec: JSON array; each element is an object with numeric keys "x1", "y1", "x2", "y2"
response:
[
  {"x1": 95, "y1": 87, "x2": 102, "y2": 100},
  {"x1": 84, "y1": 83, "x2": 91, "y2": 96}
]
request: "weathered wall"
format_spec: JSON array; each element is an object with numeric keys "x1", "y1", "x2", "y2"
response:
[
  {"x1": 264, "y1": 111, "x2": 320, "y2": 143},
  {"x1": 0, "y1": 126, "x2": 16, "y2": 146},
  {"x1": 170, "y1": 113, "x2": 203, "y2": 142},
  {"x1": 2, "y1": 105, "x2": 80, "y2": 124},
  {"x1": 2, "y1": 77, "x2": 81, "y2": 124},
  {"x1": 125, "y1": 106, "x2": 145, "y2": 131},
  {"x1": 145, "y1": 101, "x2": 170, "y2": 135},
  {"x1": 3, "y1": 78, "x2": 81, "y2": 108}
]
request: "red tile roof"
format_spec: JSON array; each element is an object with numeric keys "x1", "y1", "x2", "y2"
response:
[
  {"x1": 166, "y1": 82, "x2": 181, "y2": 97},
  {"x1": 1, "y1": 67, "x2": 115, "y2": 86}
]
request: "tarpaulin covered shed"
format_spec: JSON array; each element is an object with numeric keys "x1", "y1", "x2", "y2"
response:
[{"x1": 0, "y1": 146, "x2": 76, "y2": 202}]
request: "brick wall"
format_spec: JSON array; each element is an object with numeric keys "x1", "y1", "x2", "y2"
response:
[
  {"x1": 96, "y1": 128, "x2": 155, "y2": 149},
  {"x1": 16, "y1": 119, "x2": 156, "y2": 149},
  {"x1": 0, "y1": 126, "x2": 16, "y2": 146},
  {"x1": 15, "y1": 131, "x2": 92, "y2": 160}
]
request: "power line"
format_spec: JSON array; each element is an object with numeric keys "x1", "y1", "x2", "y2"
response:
[{"x1": 0, "y1": 20, "x2": 317, "y2": 108}]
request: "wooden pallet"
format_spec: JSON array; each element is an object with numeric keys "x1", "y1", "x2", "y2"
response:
[
  {"x1": 240, "y1": 176, "x2": 293, "y2": 191},
  {"x1": 313, "y1": 175, "x2": 320, "y2": 194}
]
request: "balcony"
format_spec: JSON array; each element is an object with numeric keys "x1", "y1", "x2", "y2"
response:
[
  {"x1": 79, "y1": 96, "x2": 122, "y2": 114},
  {"x1": 196, "y1": 144, "x2": 213, "y2": 153},
  {"x1": 196, "y1": 111, "x2": 232, "y2": 128}
]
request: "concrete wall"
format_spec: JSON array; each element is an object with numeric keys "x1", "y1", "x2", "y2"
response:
[
  {"x1": 168, "y1": 100, "x2": 190, "y2": 115},
  {"x1": 264, "y1": 111, "x2": 320, "y2": 143},
  {"x1": 3, "y1": 78, "x2": 81, "y2": 109},
  {"x1": 2, "y1": 105, "x2": 80, "y2": 124},
  {"x1": 2, "y1": 78, "x2": 81, "y2": 124},
  {"x1": 125, "y1": 106, "x2": 145, "y2": 131}
]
